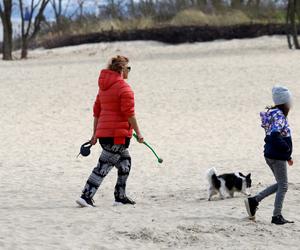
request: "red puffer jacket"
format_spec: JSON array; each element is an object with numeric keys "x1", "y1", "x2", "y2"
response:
[{"x1": 93, "y1": 69, "x2": 135, "y2": 145}]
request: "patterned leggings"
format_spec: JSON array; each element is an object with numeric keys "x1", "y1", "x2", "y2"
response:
[{"x1": 82, "y1": 143, "x2": 131, "y2": 200}]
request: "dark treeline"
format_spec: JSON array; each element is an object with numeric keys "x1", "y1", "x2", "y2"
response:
[{"x1": 42, "y1": 23, "x2": 294, "y2": 49}]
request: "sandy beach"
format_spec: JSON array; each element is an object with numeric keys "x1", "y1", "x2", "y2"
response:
[{"x1": 0, "y1": 36, "x2": 300, "y2": 249}]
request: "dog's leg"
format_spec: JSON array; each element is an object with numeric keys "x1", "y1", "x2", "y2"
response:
[
  {"x1": 208, "y1": 187, "x2": 214, "y2": 201},
  {"x1": 242, "y1": 189, "x2": 251, "y2": 196},
  {"x1": 219, "y1": 180, "x2": 228, "y2": 200},
  {"x1": 219, "y1": 187, "x2": 226, "y2": 200},
  {"x1": 229, "y1": 191, "x2": 234, "y2": 198},
  {"x1": 241, "y1": 183, "x2": 251, "y2": 196},
  {"x1": 219, "y1": 192, "x2": 225, "y2": 200}
]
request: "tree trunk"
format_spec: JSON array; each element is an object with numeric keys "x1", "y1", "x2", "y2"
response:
[
  {"x1": 128, "y1": 0, "x2": 135, "y2": 17},
  {"x1": 0, "y1": 0, "x2": 13, "y2": 60},
  {"x1": 2, "y1": 17, "x2": 13, "y2": 60},
  {"x1": 291, "y1": 0, "x2": 300, "y2": 49},
  {"x1": 286, "y1": 0, "x2": 292, "y2": 49},
  {"x1": 231, "y1": 0, "x2": 243, "y2": 9},
  {"x1": 18, "y1": 0, "x2": 50, "y2": 59},
  {"x1": 21, "y1": 37, "x2": 28, "y2": 59},
  {"x1": 211, "y1": 0, "x2": 223, "y2": 10},
  {"x1": 286, "y1": 0, "x2": 300, "y2": 49}
]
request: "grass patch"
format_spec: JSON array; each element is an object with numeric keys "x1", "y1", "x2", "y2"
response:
[
  {"x1": 169, "y1": 8, "x2": 286, "y2": 27},
  {"x1": 170, "y1": 9, "x2": 251, "y2": 26}
]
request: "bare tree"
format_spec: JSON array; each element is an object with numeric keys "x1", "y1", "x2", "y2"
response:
[
  {"x1": 286, "y1": 0, "x2": 300, "y2": 49},
  {"x1": 68, "y1": 0, "x2": 85, "y2": 20},
  {"x1": 191, "y1": 0, "x2": 208, "y2": 9},
  {"x1": 0, "y1": 0, "x2": 13, "y2": 60},
  {"x1": 50, "y1": 0, "x2": 71, "y2": 27},
  {"x1": 104, "y1": 0, "x2": 123, "y2": 19},
  {"x1": 231, "y1": 0, "x2": 244, "y2": 9},
  {"x1": 77, "y1": 0, "x2": 83, "y2": 21},
  {"x1": 127, "y1": 0, "x2": 136, "y2": 17},
  {"x1": 210, "y1": 0, "x2": 224, "y2": 10},
  {"x1": 246, "y1": 0, "x2": 260, "y2": 9},
  {"x1": 18, "y1": 0, "x2": 50, "y2": 59}
]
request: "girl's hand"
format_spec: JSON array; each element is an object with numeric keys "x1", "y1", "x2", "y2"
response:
[
  {"x1": 137, "y1": 134, "x2": 144, "y2": 143},
  {"x1": 288, "y1": 159, "x2": 294, "y2": 166},
  {"x1": 90, "y1": 134, "x2": 98, "y2": 145}
]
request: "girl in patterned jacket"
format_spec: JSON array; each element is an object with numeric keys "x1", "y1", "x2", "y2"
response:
[{"x1": 245, "y1": 86, "x2": 294, "y2": 225}]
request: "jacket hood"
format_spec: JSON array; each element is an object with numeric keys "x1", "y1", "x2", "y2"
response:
[
  {"x1": 260, "y1": 108, "x2": 283, "y2": 130},
  {"x1": 98, "y1": 69, "x2": 123, "y2": 91}
]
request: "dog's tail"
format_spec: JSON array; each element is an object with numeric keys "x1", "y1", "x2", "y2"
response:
[{"x1": 206, "y1": 167, "x2": 221, "y2": 189}]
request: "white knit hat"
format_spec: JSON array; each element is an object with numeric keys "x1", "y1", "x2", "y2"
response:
[{"x1": 272, "y1": 86, "x2": 292, "y2": 105}]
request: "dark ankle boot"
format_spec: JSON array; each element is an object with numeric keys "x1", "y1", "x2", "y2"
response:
[
  {"x1": 114, "y1": 196, "x2": 136, "y2": 205},
  {"x1": 272, "y1": 215, "x2": 294, "y2": 225}
]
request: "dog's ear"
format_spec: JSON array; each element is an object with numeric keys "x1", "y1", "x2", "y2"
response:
[
  {"x1": 246, "y1": 173, "x2": 251, "y2": 179},
  {"x1": 239, "y1": 172, "x2": 245, "y2": 177}
]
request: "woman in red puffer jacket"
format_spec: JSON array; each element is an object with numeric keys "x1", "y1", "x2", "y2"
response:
[{"x1": 76, "y1": 55, "x2": 144, "y2": 208}]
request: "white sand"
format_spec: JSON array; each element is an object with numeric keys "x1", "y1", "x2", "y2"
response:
[{"x1": 1, "y1": 36, "x2": 300, "y2": 250}]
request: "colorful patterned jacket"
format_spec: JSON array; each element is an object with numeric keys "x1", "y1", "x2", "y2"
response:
[{"x1": 260, "y1": 108, "x2": 292, "y2": 161}]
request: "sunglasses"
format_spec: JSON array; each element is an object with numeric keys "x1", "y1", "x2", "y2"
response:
[{"x1": 126, "y1": 66, "x2": 131, "y2": 72}]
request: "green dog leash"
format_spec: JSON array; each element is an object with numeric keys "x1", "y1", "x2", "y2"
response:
[{"x1": 133, "y1": 133, "x2": 163, "y2": 164}]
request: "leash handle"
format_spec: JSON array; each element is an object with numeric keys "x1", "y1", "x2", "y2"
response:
[
  {"x1": 133, "y1": 133, "x2": 163, "y2": 163},
  {"x1": 77, "y1": 140, "x2": 93, "y2": 158}
]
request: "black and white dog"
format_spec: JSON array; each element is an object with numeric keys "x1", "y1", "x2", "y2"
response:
[{"x1": 206, "y1": 168, "x2": 252, "y2": 201}]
